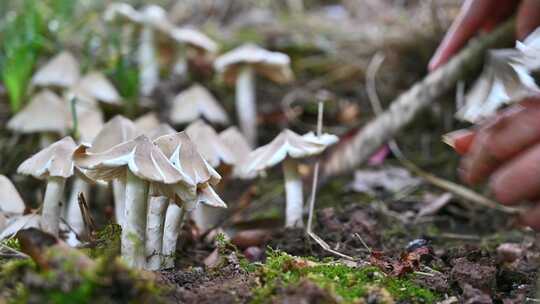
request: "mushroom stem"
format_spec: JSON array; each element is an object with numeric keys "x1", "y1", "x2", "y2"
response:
[
  {"x1": 236, "y1": 66, "x2": 256, "y2": 147},
  {"x1": 162, "y1": 203, "x2": 186, "y2": 269},
  {"x1": 192, "y1": 204, "x2": 223, "y2": 234},
  {"x1": 282, "y1": 158, "x2": 304, "y2": 228},
  {"x1": 145, "y1": 195, "x2": 168, "y2": 271},
  {"x1": 42, "y1": 176, "x2": 66, "y2": 236},
  {"x1": 112, "y1": 178, "x2": 126, "y2": 227},
  {"x1": 66, "y1": 177, "x2": 90, "y2": 235},
  {"x1": 138, "y1": 25, "x2": 159, "y2": 96},
  {"x1": 122, "y1": 170, "x2": 149, "y2": 269}
]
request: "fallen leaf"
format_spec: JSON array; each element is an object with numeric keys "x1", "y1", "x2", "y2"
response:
[{"x1": 350, "y1": 166, "x2": 421, "y2": 195}]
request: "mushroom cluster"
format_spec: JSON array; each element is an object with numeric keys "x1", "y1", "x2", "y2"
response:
[{"x1": 1, "y1": 1, "x2": 343, "y2": 273}]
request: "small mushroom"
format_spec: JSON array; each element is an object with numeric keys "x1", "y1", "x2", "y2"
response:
[
  {"x1": 167, "y1": 27, "x2": 218, "y2": 75},
  {"x1": 75, "y1": 135, "x2": 195, "y2": 268},
  {"x1": 243, "y1": 130, "x2": 337, "y2": 227},
  {"x1": 169, "y1": 84, "x2": 229, "y2": 125},
  {"x1": 219, "y1": 126, "x2": 254, "y2": 178},
  {"x1": 185, "y1": 120, "x2": 236, "y2": 168},
  {"x1": 134, "y1": 112, "x2": 161, "y2": 135},
  {"x1": 17, "y1": 137, "x2": 78, "y2": 236},
  {"x1": 69, "y1": 72, "x2": 122, "y2": 106},
  {"x1": 31, "y1": 51, "x2": 80, "y2": 89},
  {"x1": 154, "y1": 131, "x2": 225, "y2": 269},
  {"x1": 214, "y1": 44, "x2": 293, "y2": 146},
  {"x1": 0, "y1": 175, "x2": 26, "y2": 217}
]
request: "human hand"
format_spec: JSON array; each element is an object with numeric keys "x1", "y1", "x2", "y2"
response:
[
  {"x1": 447, "y1": 97, "x2": 540, "y2": 229},
  {"x1": 429, "y1": 0, "x2": 540, "y2": 71}
]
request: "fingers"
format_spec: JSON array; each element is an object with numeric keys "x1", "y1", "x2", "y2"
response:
[
  {"x1": 460, "y1": 98, "x2": 540, "y2": 184},
  {"x1": 489, "y1": 142, "x2": 540, "y2": 205},
  {"x1": 428, "y1": 0, "x2": 518, "y2": 71},
  {"x1": 516, "y1": 0, "x2": 540, "y2": 39},
  {"x1": 443, "y1": 129, "x2": 476, "y2": 155},
  {"x1": 429, "y1": 0, "x2": 497, "y2": 71}
]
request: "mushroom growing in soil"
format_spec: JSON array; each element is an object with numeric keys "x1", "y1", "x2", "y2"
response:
[
  {"x1": 74, "y1": 135, "x2": 195, "y2": 268},
  {"x1": 31, "y1": 51, "x2": 80, "y2": 89},
  {"x1": 184, "y1": 120, "x2": 236, "y2": 168},
  {"x1": 167, "y1": 27, "x2": 218, "y2": 76},
  {"x1": 17, "y1": 137, "x2": 78, "y2": 236},
  {"x1": 243, "y1": 130, "x2": 338, "y2": 228},
  {"x1": 69, "y1": 72, "x2": 122, "y2": 106},
  {"x1": 154, "y1": 131, "x2": 225, "y2": 269},
  {"x1": 214, "y1": 43, "x2": 293, "y2": 146},
  {"x1": 219, "y1": 126, "x2": 254, "y2": 179},
  {"x1": 169, "y1": 84, "x2": 229, "y2": 126}
]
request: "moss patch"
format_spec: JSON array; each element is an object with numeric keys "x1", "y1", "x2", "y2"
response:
[{"x1": 251, "y1": 250, "x2": 440, "y2": 304}]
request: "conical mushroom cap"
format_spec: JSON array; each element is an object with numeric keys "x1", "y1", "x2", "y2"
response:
[
  {"x1": 140, "y1": 4, "x2": 173, "y2": 33},
  {"x1": 18, "y1": 137, "x2": 77, "y2": 179},
  {"x1": 169, "y1": 84, "x2": 229, "y2": 125},
  {"x1": 219, "y1": 127, "x2": 254, "y2": 178},
  {"x1": 75, "y1": 135, "x2": 194, "y2": 186},
  {"x1": 154, "y1": 131, "x2": 221, "y2": 186},
  {"x1": 31, "y1": 51, "x2": 80, "y2": 88},
  {"x1": 104, "y1": 2, "x2": 143, "y2": 23},
  {"x1": 148, "y1": 123, "x2": 176, "y2": 140},
  {"x1": 7, "y1": 90, "x2": 70, "y2": 134},
  {"x1": 243, "y1": 129, "x2": 338, "y2": 173},
  {"x1": 70, "y1": 72, "x2": 121, "y2": 105},
  {"x1": 214, "y1": 43, "x2": 293, "y2": 85},
  {"x1": 185, "y1": 120, "x2": 236, "y2": 167},
  {"x1": 88, "y1": 115, "x2": 137, "y2": 153},
  {"x1": 0, "y1": 214, "x2": 41, "y2": 239},
  {"x1": 168, "y1": 27, "x2": 218, "y2": 54},
  {"x1": 72, "y1": 97, "x2": 105, "y2": 144},
  {"x1": 197, "y1": 184, "x2": 226, "y2": 208},
  {"x1": 134, "y1": 112, "x2": 161, "y2": 136},
  {"x1": 0, "y1": 175, "x2": 25, "y2": 215}
]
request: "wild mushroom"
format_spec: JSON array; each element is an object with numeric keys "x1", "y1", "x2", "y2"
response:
[
  {"x1": 134, "y1": 112, "x2": 161, "y2": 135},
  {"x1": 105, "y1": 3, "x2": 172, "y2": 96},
  {"x1": 154, "y1": 131, "x2": 224, "y2": 269},
  {"x1": 85, "y1": 115, "x2": 137, "y2": 228},
  {"x1": 184, "y1": 120, "x2": 236, "y2": 168},
  {"x1": 69, "y1": 72, "x2": 122, "y2": 106},
  {"x1": 31, "y1": 51, "x2": 80, "y2": 89},
  {"x1": 17, "y1": 137, "x2": 78, "y2": 236},
  {"x1": 7, "y1": 90, "x2": 71, "y2": 147},
  {"x1": 243, "y1": 130, "x2": 337, "y2": 228},
  {"x1": 167, "y1": 27, "x2": 218, "y2": 75},
  {"x1": 0, "y1": 175, "x2": 26, "y2": 217},
  {"x1": 169, "y1": 84, "x2": 229, "y2": 126},
  {"x1": 74, "y1": 135, "x2": 195, "y2": 268},
  {"x1": 214, "y1": 43, "x2": 293, "y2": 146},
  {"x1": 219, "y1": 126, "x2": 254, "y2": 179}
]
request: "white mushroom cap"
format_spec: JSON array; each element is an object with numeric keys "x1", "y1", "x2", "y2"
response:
[
  {"x1": 104, "y1": 2, "x2": 143, "y2": 23},
  {"x1": 18, "y1": 137, "x2": 78, "y2": 179},
  {"x1": 71, "y1": 97, "x2": 105, "y2": 144},
  {"x1": 134, "y1": 112, "x2": 161, "y2": 136},
  {"x1": 0, "y1": 175, "x2": 25, "y2": 215},
  {"x1": 516, "y1": 27, "x2": 540, "y2": 70},
  {"x1": 196, "y1": 184, "x2": 226, "y2": 208},
  {"x1": 70, "y1": 72, "x2": 121, "y2": 105},
  {"x1": 168, "y1": 27, "x2": 218, "y2": 54},
  {"x1": 243, "y1": 129, "x2": 338, "y2": 173},
  {"x1": 7, "y1": 90, "x2": 70, "y2": 135},
  {"x1": 154, "y1": 131, "x2": 221, "y2": 186},
  {"x1": 457, "y1": 49, "x2": 540, "y2": 122},
  {"x1": 218, "y1": 127, "x2": 254, "y2": 178},
  {"x1": 31, "y1": 51, "x2": 80, "y2": 88},
  {"x1": 104, "y1": 3, "x2": 173, "y2": 33},
  {"x1": 214, "y1": 43, "x2": 293, "y2": 85},
  {"x1": 140, "y1": 4, "x2": 173, "y2": 33},
  {"x1": 88, "y1": 115, "x2": 137, "y2": 153},
  {"x1": 169, "y1": 84, "x2": 229, "y2": 125},
  {"x1": 0, "y1": 214, "x2": 41, "y2": 239},
  {"x1": 185, "y1": 120, "x2": 236, "y2": 168},
  {"x1": 74, "y1": 135, "x2": 196, "y2": 201},
  {"x1": 147, "y1": 123, "x2": 176, "y2": 140}
]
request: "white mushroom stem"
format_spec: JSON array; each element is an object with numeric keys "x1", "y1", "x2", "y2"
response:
[
  {"x1": 145, "y1": 195, "x2": 168, "y2": 271},
  {"x1": 112, "y1": 179, "x2": 126, "y2": 227},
  {"x1": 282, "y1": 158, "x2": 304, "y2": 228},
  {"x1": 236, "y1": 66, "x2": 257, "y2": 147},
  {"x1": 42, "y1": 176, "x2": 66, "y2": 236},
  {"x1": 66, "y1": 177, "x2": 90, "y2": 235},
  {"x1": 122, "y1": 170, "x2": 149, "y2": 269},
  {"x1": 162, "y1": 203, "x2": 186, "y2": 269},
  {"x1": 192, "y1": 204, "x2": 224, "y2": 234},
  {"x1": 138, "y1": 25, "x2": 159, "y2": 96}
]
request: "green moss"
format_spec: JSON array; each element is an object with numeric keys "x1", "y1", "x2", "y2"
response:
[
  {"x1": 251, "y1": 250, "x2": 439, "y2": 304},
  {"x1": 88, "y1": 223, "x2": 122, "y2": 258}
]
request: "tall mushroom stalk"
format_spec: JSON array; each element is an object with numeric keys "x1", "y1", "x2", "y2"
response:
[
  {"x1": 75, "y1": 135, "x2": 195, "y2": 268},
  {"x1": 17, "y1": 137, "x2": 78, "y2": 236},
  {"x1": 154, "y1": 131, "x2": 225, "y2": 269},
  {"x1": 214, "y1": 44, "x2": 293, "y2": 146},
  {"x1": 243, "y1": 130, "x2": 338, "y2": 228}
]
